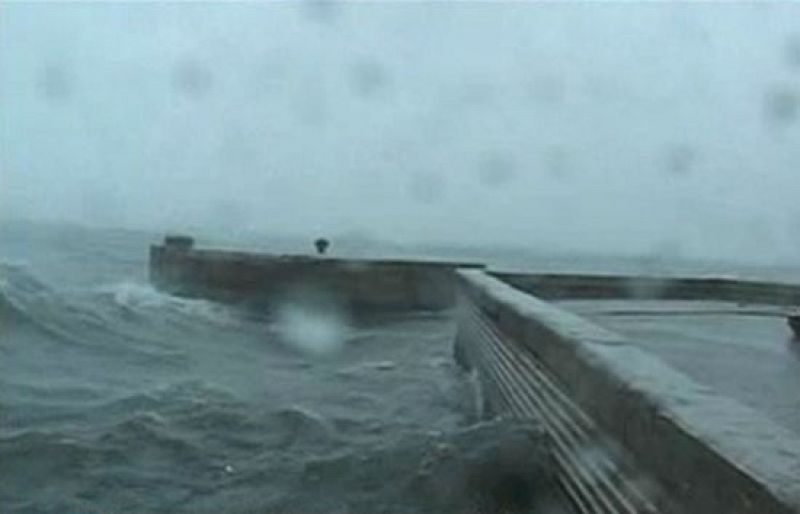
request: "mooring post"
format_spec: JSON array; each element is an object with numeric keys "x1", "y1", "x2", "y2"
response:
[
  {"x1": 788, "y1": 313, "x2": 800, "y2": 339},
  {"x1": 164, "y1": 234, "x2": 194, "y2": 253}
]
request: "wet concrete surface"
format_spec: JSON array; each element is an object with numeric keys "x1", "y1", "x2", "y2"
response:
[{"x1": 557, "y1": 300, "x2": 800, "y2": 436}]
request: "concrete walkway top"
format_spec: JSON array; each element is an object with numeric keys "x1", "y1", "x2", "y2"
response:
[{"x1": 558, "y1": 299, "x2": 800, "y2": 436}]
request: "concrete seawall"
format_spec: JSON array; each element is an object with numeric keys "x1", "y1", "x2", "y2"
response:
[
  {"x1": 456, "y1": 269, "x2": 800, "y2": 514},
  {"x1": 148, "y1": 236, "x2": 800, "y2": 514},
  {"x1": 149, "y1": 236, "x2": 483, "y2": 311},
  {"x1": 495, "y1": 271, "x2": 800, "y2": 305}
]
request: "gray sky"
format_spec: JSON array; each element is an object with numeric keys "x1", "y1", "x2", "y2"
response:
[{"x1": 2, "y1": 2, "x2": 799, "y2": 262}]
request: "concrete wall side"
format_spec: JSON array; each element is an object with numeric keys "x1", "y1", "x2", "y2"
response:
[
  {"x1": 494, "y1": 272, "x2": 800, "y2": 305},
  {"x1": 149, "y1": 245, "x2": 480, "y2": 311}
]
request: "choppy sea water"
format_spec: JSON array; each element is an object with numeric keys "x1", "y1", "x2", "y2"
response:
[
  {"x1": 0, "y1": 222, "x2": 568, "y2": 514},
  {"x1": 8, "y1": 221, "x2": 795, "y2": 513}
]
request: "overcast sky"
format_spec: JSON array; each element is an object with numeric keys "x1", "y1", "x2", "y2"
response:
[{"x1": 2, "y1": 2, "x2": 800, "y2": 262}]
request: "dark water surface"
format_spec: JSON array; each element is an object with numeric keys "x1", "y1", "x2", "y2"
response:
[{"x1": 0, "y1": 222, "x2": 565, "y2": 514}]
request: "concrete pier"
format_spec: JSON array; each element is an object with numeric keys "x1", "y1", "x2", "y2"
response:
[
  {"x1": 456, "y1": 270, "x2": 800, "y2": 514},
  {"x1": 557, "y1": 299, "x2": 800, "y2": 436},
  {"x1": 149, "y1": 235, "x2": 483, "y2": 311},
  {"x1": 149, "y1": 236, "x2": 800, "y2": 514}
]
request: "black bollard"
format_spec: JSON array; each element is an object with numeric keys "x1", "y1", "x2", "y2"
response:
[
  {"x1": 788, "y1": 313, "x2": 800, "y2": 339},
  {"x1": 314, "y1": 238, "x2": 330, "y2": 255}
]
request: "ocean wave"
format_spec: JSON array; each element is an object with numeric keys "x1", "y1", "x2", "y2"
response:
[
  {"x1": 0, "y1": 424, "x2": 213, "y2": 513},
  {"x1": 0, "y1": 430, "x2": 129, "y2": 513},
  {"x1": 1, "y1": 263, "x2": 236, "y2": 334},
  {"x1": 284, "y1": 418, "x2": 556, "y2": 514},
  {"x1": 178, "y1": 418, "x2": 558, "y2": 514},
  {"x1": 0, "y1": 264, "x2": 240, "y2": 367},
  {"x1": 0, "y1": 381, "x2": 251, "y2": 513},
  {"x1": 0, "y1": 263, "x2": 52, "y2": 327},
  {"x1": 0, "y1": 263, "x2": 107, "y2": 338},
  {"x1": 95, "y1": 281, "x2": 237, "y2": 327},
  {"x1": 1, "y1": 372, "x2": 558, "y2": 514}
]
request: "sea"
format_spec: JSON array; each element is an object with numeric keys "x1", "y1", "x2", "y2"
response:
[{"x1": 0, "y1": 220, "x2": 568, "y2": 514}]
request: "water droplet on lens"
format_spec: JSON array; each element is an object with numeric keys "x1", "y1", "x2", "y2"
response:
[
  {"x1": 407, "y1": 172, "x2": 445, "y2": 204},
  {"x1": 172, "y1": 59, "x2": 214, "y2": 98},
  {"x1": 36, "y1": 63, "x2": 72, "y2": 103},
  {"x1": 477, "y1": 153, "x2": 515, "y2": 188},
  {"x1": 664, "y1": 144, "x2": 698, "y2": 176},
  {"x1": 349, "y1": 59, "x2": 390, "y2": 99},
  {"x1": 763, "y1": 86, "x2": 799, "y2": 127}
]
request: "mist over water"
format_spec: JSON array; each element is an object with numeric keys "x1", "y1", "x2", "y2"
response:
[{"x1": 1, "y1": 3, "x2": 799, "y2": 264}]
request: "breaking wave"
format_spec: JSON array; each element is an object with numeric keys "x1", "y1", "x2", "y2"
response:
[
  {"x1": 0, "y1": 413, "x2": 558, "y2": 514},
  {"x1": 1, "y1": 263, "x2": 234, "y2": 356}
]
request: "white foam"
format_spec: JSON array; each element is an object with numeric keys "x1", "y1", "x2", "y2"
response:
[
  {"x1": 107, "y1": 282, "x2": 171, "y2": 309},
  {"x1": 101, "y1": 281, "x2": 234, "y2": 324}
]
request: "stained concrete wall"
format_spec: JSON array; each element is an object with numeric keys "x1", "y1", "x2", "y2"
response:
[
  {"x1": 457, "y1": 269, "x2": 800, "y2": 514},
  {"x1": 495, "y1": 271, "x2": 800, "y2": 305},
  {"x1": 149, "y1": 236, "x2": 483, "y2": 311}
]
